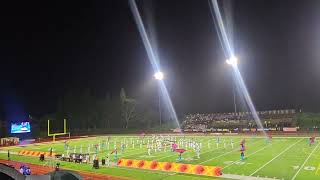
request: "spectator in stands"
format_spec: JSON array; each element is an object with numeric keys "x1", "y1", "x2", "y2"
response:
[
  {"x1": 19, "y1": 166, "x2": 24, "y2": 174},
  {"x1": 55, "y1": 163, "x2": 60, "y2": 171},
  {"x1": 182, "y1": 109, "x2": 296, "y2": 131}
]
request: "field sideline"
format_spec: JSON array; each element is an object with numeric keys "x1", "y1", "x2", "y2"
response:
[{"x1": 0, "y1": 135, "x2": 319, "y2": 180}]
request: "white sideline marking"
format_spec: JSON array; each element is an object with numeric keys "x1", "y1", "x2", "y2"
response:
[
  {"x1": 223, "y1": 144, "x2": 272, "y2": 169},
  {"x1": 0, "y1": 151, "x2": 18, "y2": 155},
  {"x1": 291, "y1": 142, "x2": 320, "y2": 180},
  {"x1": 199, "y1": 139, "x2": 263, "y2": 165},
  {"x1": 221, "y1": 173, "x2": 280, "y2": 180},
  {"x1": 250, "y1": 139, "x2": 303, "y2": 176}
]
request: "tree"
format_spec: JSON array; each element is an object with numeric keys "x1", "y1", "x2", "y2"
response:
[
  {"x1": 296, "y1": 112, "x2": 320, "y2": 132},
  {"x1": 96, "y1": 93, "x2": 115, "y2": 129},
  {"x1": 120, "y1": 88, "x2": 137, "y2": 128}
]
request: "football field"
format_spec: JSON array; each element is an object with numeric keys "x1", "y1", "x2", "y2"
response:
[{"x1": 0, "y1": 135, "x2": 319, "y2": 180}]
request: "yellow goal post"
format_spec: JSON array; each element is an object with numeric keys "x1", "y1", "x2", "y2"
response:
[{"x1": 47, "y1": 119, "x2": 70, "y2": 142}]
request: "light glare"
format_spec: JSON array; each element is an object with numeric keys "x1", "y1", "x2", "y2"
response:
[
  {"x1": 129, "y1": 0, "x2": 180, "y2": 129},
  {"x1": 226, "y1": 56, "x2": 238, "y2": 66},
  {"x1": 210, "y1": 0, "x2": 267, "y2": 137},
  {"x1": 154, "y1": 72, "x2": 164, "y2": 80}
]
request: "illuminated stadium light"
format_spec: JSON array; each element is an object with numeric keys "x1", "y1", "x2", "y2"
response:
[
  {"x1": 129, "y1": 0, "x2": 180, "y2": 129},
  {"x1": 226, "y1": 56, "x2": 238, "y2": 66},
  {"x1": 154, "y1": 71, "x2": 164, "y2": 129},
  {"x1": 154, "y1": 71, "x2": 164, "y2": 80},
  {"x1": 209, "y1": 0, "x2": 267, "y2": 137}
]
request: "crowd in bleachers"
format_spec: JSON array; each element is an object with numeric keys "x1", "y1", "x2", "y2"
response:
[
  {"x1": 181, "y1": 109, "x2": 296, "y2": 130},
  {"x1": 0, "y1": 137, "x2": 19, "y2": 146}
]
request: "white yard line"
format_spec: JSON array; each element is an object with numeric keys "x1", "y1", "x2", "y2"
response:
[
  {"x1": 199, "y1": 138, "x2": 263, "y2": 165},
  {"x1": 155, "y1": 151, "x2": 185, "y2": 161},
  {"x1": 291, "y1": 141, "x2": 320, "y2": 180},
  {"x1": 195, "y1": 138, "x2": 248, "y2": 157},
  {"x1": 200, "y1": 139, "x2": 240, "y2": 155},
  {"x1": 223, "y1": 144, "x2": 272, "y2": 169},
  {"x1": 120, "y1": 146, "x2": 153, "y2": 158},
  {"x1": 199, "y1": 149, "x2": 235, "y2": 164},
  {"x1": 155, "y1": 139, "x2": 242, "y2": 161},
  {"x1": 122, "y1": 151, "x2": 148, "y2": 158},
  {"x1": 126, "y1": 137, "x2": 206, "y2": 160},
  {"x1": 250, "y1": 139, "x2": 303, "y2": 176}
]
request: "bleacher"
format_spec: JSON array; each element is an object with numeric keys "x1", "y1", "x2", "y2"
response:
[{"x1": 181, "y1": 109, "x2": 296, "y2": 132}]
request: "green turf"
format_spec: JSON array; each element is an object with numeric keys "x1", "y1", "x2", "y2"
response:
[{"x1": 0, "y1": 135, "x2": 319, "y2": 180}]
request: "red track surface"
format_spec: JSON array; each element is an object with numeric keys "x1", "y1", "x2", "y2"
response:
[{"x1": 0, "y1": 159, "x2": 129, "y2": 180}]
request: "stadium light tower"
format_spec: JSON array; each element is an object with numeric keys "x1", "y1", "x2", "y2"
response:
[
  {"x1": 226, "y1": 56, "x2": 238, "y2": 113},
  {"x1": 210, "y1": 0, "x2": 266, "y2": 136},
  {"x1": 154, "y1": 71, "x2": 164, "y2": 129}
]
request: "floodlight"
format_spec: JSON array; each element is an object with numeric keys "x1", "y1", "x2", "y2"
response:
[
  {"x1": 226, "y1": 56, "x2": 238, "y2": 66},
  {"x1": 154, "y1": 71, "x2": 164, "y2": 80}
]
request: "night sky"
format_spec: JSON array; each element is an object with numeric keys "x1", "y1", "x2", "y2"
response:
[{"x1": 0, "y1": 0, "x2": 320, "y2": 119}]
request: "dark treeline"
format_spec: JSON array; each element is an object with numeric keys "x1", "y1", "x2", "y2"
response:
[
  {"x1": 25, "y1": 88, "x2": 175, "y2": 137},
  {"x1": 296, "y1": 112, "x2": 320, "y2": 131}
]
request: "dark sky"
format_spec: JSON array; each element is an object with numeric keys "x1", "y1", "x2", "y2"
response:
[{"x1": 0, "y1": 0, "x2": 320, "y2": 119}]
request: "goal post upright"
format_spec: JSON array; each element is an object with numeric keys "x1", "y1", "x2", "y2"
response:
[
  {"x1": 47, "y1": 118, "x2": 69, "y2": 142},
  {"x1": 64, "y1": 118, "x2": 66, "y2": 134}
]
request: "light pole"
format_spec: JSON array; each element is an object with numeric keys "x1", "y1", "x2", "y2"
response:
[
  {"x1": 226, "y1": 56, "x2": 238, "y2": 113},
  {"x1": 232, "y1": 81, "x2": 237, "y2": 113},
  {"x1": 154, "y1": 71, "x2": 164, "y2": 129}
]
